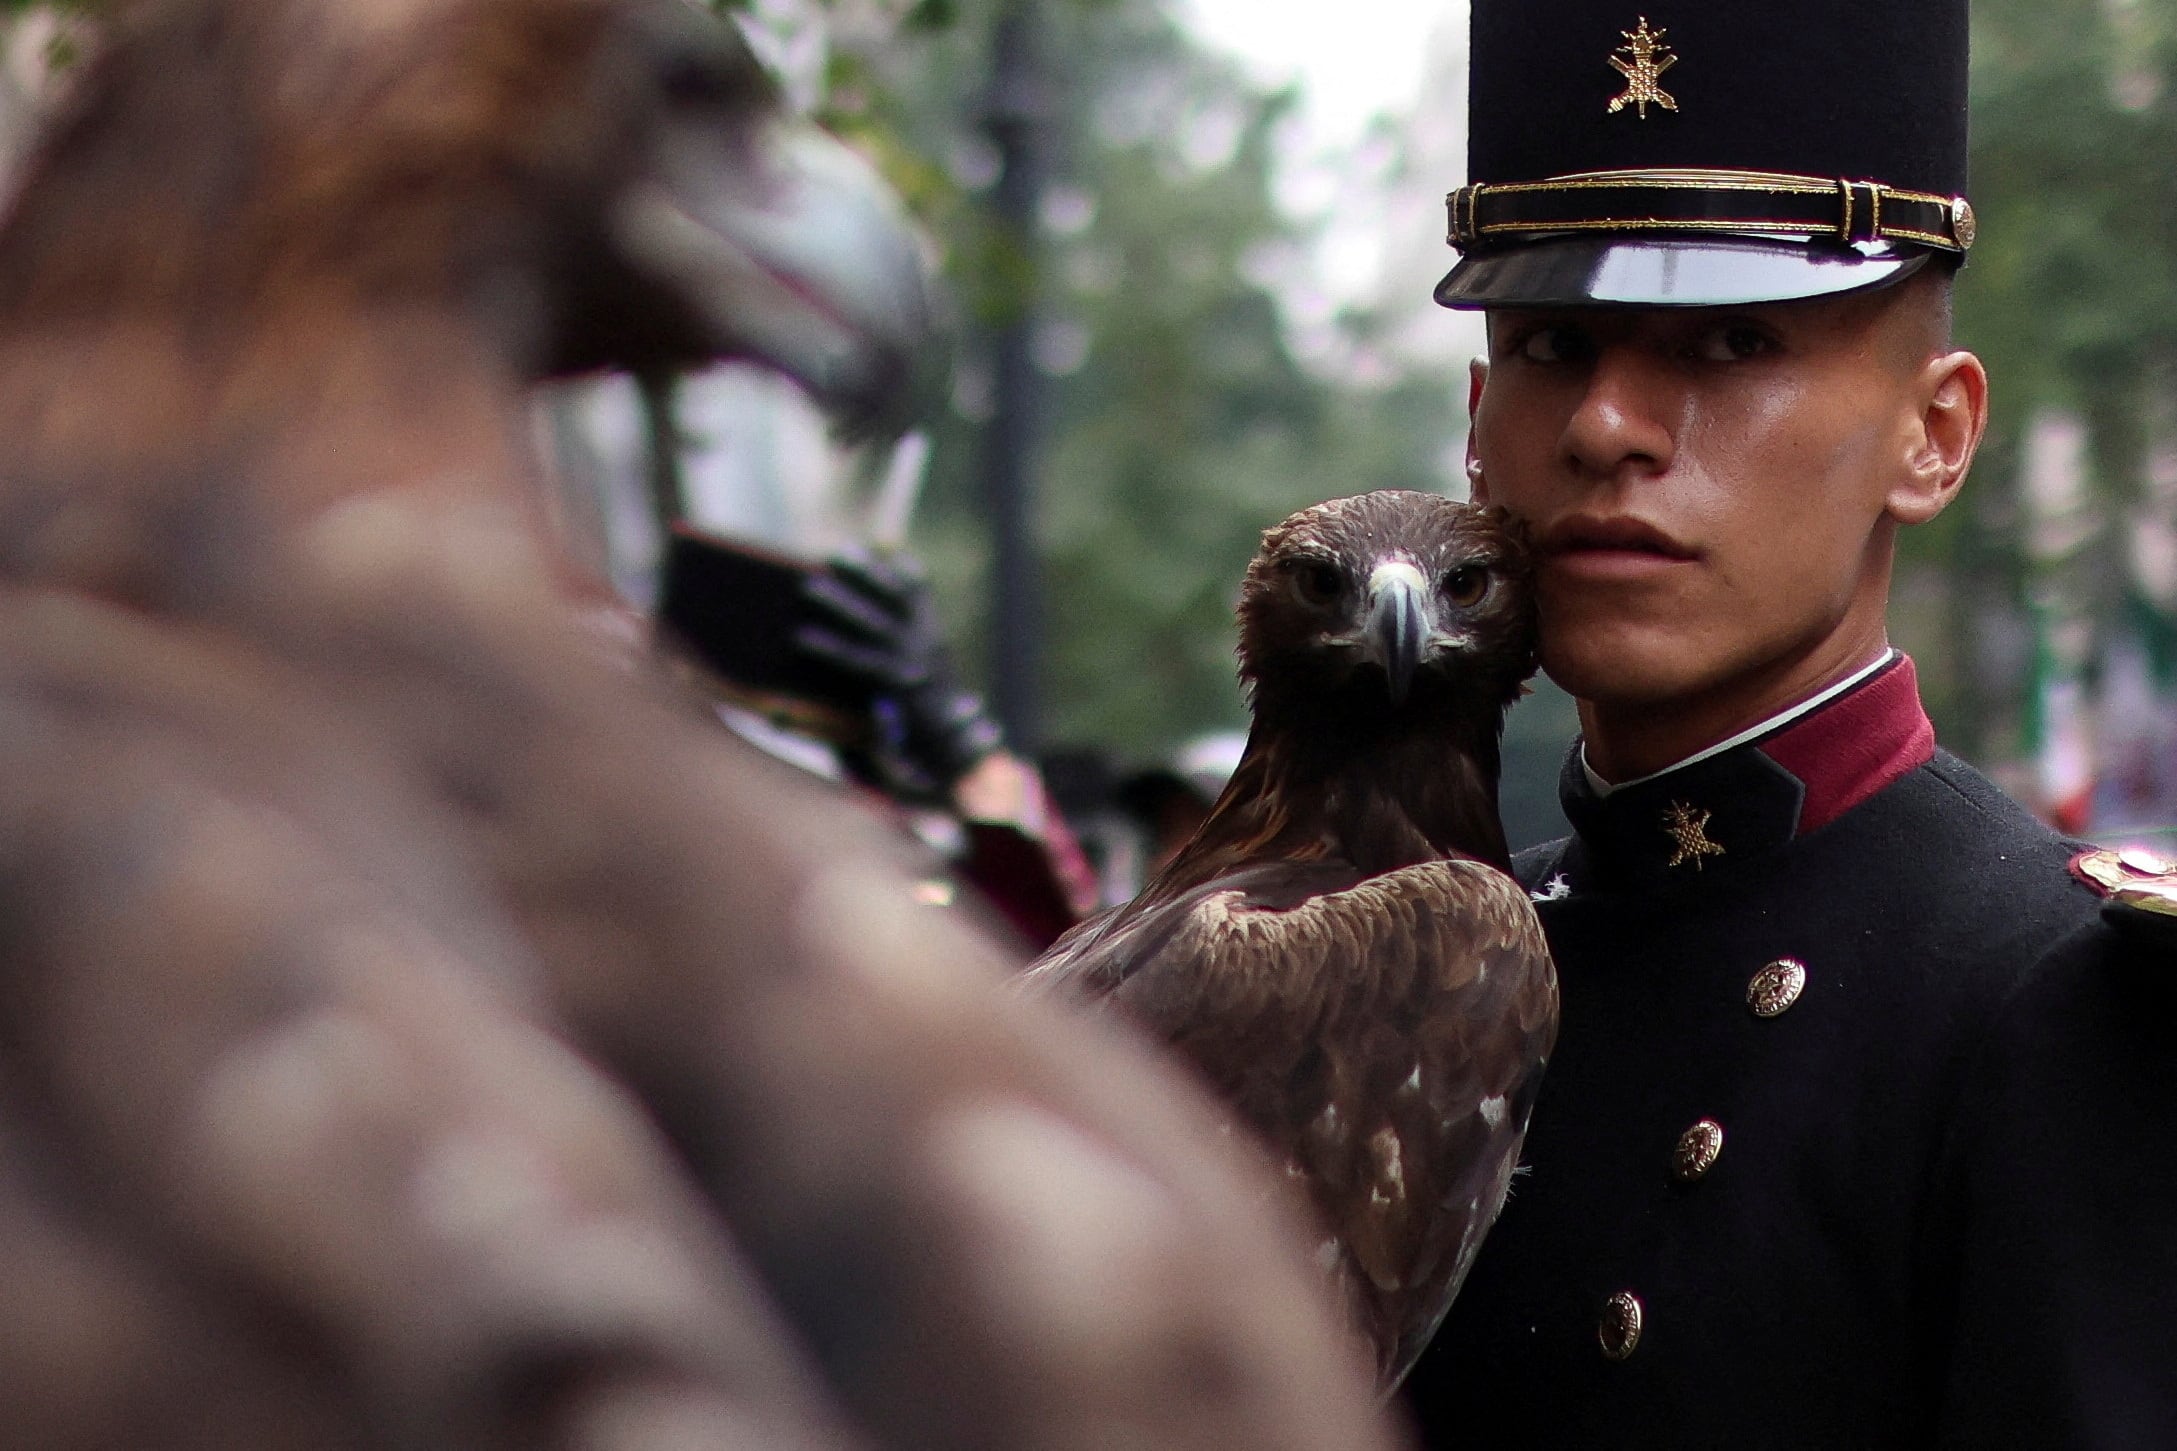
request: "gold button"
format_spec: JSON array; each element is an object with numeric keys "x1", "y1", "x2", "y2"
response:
[
  {"x1": 1746, "y1": 958, "x2": 1806, "y2": 1017},
  {"x1": 1598, "y1": 1290, "x2": 1643, "y2": 1360},
  {"x1": 1672, "y1": 1119, "x2": 1724, "y2": 1182}
]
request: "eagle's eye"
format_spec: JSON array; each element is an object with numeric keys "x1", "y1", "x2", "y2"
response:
[
  {"x1": 1288, "y1": 558, "x2": 1345, "y2": 607},
  {"x1": 1444, "y1": 565, "x2": 1489, "y2": 607}
]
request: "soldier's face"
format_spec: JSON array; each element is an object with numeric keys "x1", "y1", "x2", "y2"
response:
[{"x1": 1468, "y1": 281, "x2": 1983, "y2": 759}]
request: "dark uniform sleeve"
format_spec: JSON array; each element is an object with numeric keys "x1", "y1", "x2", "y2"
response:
[{"x1": 1932, "y1": 912, "x2": 2177, "y2": 1446}]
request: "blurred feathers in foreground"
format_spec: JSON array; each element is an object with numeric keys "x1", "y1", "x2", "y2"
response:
[{"x1": 0, "y1": 0, "x2": 1395, "y2": 1446}]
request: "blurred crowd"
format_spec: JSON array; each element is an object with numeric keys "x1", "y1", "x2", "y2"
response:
[{"x1": 539, "y1": 364, "x2": 1262, "y2": 953}]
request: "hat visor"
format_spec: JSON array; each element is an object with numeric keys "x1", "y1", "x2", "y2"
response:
[{"x1": 1435, "y1": 235, "x2": 1931, "y2": 309}]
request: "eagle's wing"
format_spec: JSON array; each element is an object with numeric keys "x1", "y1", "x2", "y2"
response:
[{"x1": 1025, "y1": 856, "x2": 1558, "y2": 1386}]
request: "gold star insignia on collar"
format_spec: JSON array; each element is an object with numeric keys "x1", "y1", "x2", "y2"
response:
[
  {"x1": 1661, "y1": 800, "x2": 1724, "y2": 869},
  {"x1": 1608, "y1": 16, "x2": 1678, "y2": 119}
]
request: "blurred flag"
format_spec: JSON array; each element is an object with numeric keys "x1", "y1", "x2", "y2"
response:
[
  {"x1": 2095, "y1": 367, "x2": 2177, "y2": 835},
  {"x1": 2020, "y1": 409, "x2": 2099, "y2": 834}
]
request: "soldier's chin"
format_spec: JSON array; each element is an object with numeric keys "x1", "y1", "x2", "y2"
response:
[{"x1": 1534, "y1": 624, "x2": 1707, "y2": 708}]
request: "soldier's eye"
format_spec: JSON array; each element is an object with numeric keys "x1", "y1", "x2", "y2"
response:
[
  {"x1": 1514, "y1": 325, "x2": 1595, "y2": 364},
  {"x1": 1444, "y1": 566, "x2": 1489, "y2": 607},
  {"x1": 1690, "y1": 322, "x2": 1778, "y2": 363},
  {"x1": 1290, "y1": 559, "x2": 1344, "y2": 606}
]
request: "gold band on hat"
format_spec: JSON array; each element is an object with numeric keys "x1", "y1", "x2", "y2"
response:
[{"x1": 1446, "y1": 167, "x2": 1974, "y2": 254}]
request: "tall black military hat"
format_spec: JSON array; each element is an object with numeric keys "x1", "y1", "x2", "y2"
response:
[{"x1": 1436, "y1": 0, "x2": 1976, "y2": 308}]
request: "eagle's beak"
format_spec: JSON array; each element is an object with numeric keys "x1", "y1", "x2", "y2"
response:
[
  {"x1": 614, "y1": 119, "x2": 936, "y2": 440},
  {"x1": 1365, "y1": 561, "x2": 1432, "y2": 705}
]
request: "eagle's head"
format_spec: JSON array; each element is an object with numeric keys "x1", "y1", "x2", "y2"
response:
[
  {"x1": 0, "y1": 0, "x2": 930, "y2": 435},
  {"x1": 1236, "y1": 491, "x2": 1537, "y2": 719}
]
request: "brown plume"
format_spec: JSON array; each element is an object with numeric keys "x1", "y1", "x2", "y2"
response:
[{"x1": 0, "y1": 3, "x2": 1397, "y2": 1448}]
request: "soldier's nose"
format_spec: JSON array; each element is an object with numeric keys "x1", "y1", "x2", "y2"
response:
[{"x1": 1561, "y1": 347, "x2": 1675, "y2": 483}]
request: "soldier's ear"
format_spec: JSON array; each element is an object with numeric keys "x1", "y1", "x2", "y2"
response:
[
  {"x1": 1465, "y1": 359, "x2": 1490, "y2": 503},
  {"x1": 1886, "y1": 349, "x2": 1986, "y2": 526}
]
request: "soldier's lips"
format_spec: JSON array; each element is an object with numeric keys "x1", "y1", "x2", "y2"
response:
[{"x1": 1539, "y1": 517, "x2": 1698, "y2": 580}]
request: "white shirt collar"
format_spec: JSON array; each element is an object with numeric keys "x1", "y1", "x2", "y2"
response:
[{"x1": 1581, "y1": 649, "x2": 1897, "y2": 799}]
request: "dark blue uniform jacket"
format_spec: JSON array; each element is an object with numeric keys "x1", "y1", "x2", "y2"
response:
[{"x1": 1407, "y1": 656, "x2": 2177, "y2": 1447}]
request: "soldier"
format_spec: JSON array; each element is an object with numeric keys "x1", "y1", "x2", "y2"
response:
[{"x1": 1403, "y1": 0, "x2": 2177, "y2": 1444}]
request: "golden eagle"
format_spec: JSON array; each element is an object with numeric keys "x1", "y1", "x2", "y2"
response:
[
  {"x1": 0, "y1": 2, "x2": 1397, "y2": 1447},
  {"x1": 1027, "y1": 491, "x2": 1560, "y2": 1387}
]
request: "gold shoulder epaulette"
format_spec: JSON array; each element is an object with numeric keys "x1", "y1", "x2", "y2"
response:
[{"x1": 2071, "y1": 848, "x2": 2177, "y2": 918}]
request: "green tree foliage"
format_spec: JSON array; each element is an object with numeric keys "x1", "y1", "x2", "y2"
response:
[
  {"x1": 824, "y1": 0, "x2": 1467, "y2": 761},
  {"x1": 1967, "y1": 0, "x2": 2174, "y2": 443},
  {"x1": 1935, "y1": 0, "x2": 2177, "y2": 753}
]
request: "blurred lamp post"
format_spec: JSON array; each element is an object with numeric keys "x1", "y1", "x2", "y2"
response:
[{"x1": 980, "y1": 0, "x2": 1048, "y2": 754}]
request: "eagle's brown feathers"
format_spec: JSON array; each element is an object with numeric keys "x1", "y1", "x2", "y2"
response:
[{"x1": 1029, "y1": 490, "x2": 1559, "y2": 1387}]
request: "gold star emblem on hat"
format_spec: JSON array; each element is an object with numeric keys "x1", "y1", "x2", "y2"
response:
[
  {"x1": 1608, "y1": 17, "x2": 1679, "y2": 119},
  {"x1": 1661, "y1": 800, "x2": 1724, "y2": 869}
]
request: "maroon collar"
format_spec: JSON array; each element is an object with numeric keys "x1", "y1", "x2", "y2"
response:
[
  {"x1": 1755, "y1": 654, "x2": 1935, "y2": 835},
  {"x1": 1557, "y1": 655, "x2": 1935, "y2": 887}
]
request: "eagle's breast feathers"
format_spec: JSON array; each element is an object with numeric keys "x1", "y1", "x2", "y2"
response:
[{"x1": 1029, "y1": 843, "x2": 1557, "y2": 1383}]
